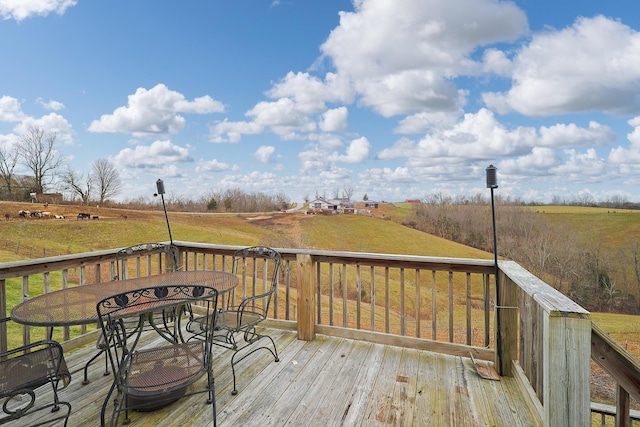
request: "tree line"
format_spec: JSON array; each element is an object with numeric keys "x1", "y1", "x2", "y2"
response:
[
  {"x1": 0, "y1": 126, "x2": 122, "y2": 204},
  {"x1": 407, "y1": 193, "x2": 640, "y2": 314}
]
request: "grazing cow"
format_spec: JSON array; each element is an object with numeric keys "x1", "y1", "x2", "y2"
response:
[
  {"x1": 18, "y1": 210, "x2": 30, "y2": 218},
  {"x1": 92, "y1": 215, "x2": 99, "y2": 220},
  {"x1": 77, "y1": 212, "x2": 91, "y2": 220},
  {"x1": 54, "y1": 214, "x2": 65, "y2": 219},
  {"x1": 120, "y1": 214, "x2": 128, "y2": 220},
  {"x1": 30, "y1": 211, "x2": 43, "y2": 218},
  {"x1": 42, "y1": 211, "x2": 51, "y2": 217},
  {"x1": 4, "y1": 213, "x2": 9, "y2": 221}
]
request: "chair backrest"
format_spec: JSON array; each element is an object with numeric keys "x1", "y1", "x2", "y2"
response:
[
  {"x1": 232, "y1": 246, "x2": 281, "y2": 311},
  {"x1": 97, "y1": 285, "x2": 218, "y2": 377},
  {"x1": 114, "y1": 243, "x2": 179, "y2": 280}
]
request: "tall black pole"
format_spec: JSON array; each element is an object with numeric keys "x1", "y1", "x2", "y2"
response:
[
  {"x1": 156, "y1": 179, "x2": 173, "y2": 245},
  {"x1": 486, "y1": 165, "x2": 502, "y2": 373}
]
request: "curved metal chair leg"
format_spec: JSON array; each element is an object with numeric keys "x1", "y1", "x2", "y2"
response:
[
  {"x1": 230, "y1": 333, "x2": 279, "y2": 395},
  {"x1": 82, "y1": 349, "x2": 109, "y2": 384}
]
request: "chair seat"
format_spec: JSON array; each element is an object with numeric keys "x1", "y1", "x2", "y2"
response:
[
  {"x1": 124, "y1": 341, "x2": 206, "y2": 397},
  {"x1": 0, "y1": 344, "x2": 70, "y2": 397},
  {"x1": 218, "y1": 310, "x2": 264, "y2": 330}
]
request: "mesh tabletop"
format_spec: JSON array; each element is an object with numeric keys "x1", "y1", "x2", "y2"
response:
[{"x1": 11, "y1": 270, "x2": 238, "y2": 327}]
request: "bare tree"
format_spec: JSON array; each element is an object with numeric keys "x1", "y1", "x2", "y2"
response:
[
  {"x1": 16, "y1": 126, "x2": 62, "y2": 194},
  {"x1": 342, "y1": 185, "x2": 354, "y2": 201},
  {"x1": 0, "y1": 144, "x2": 19, "y2": 198},
  {"x1": 92, "y1": 158, "x2": 122, "y2": 204},
  {"x1": 60, "y1": 166, "x2": 93, "y2": 205}
]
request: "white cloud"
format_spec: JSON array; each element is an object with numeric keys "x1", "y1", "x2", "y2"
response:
[
  {"x1": 498, "y1": 147, "x2": 560, "y2": 176},
  {"x1": 36, "y1": 98, "x2": 65, "y2": 111},
  {"x1": 267, "y1": 72, "x2": 353, "y2": 114},
  {"x1": 210, "y1": 119, "x2": 264, "y2": 143},
  {"x1": 538, "y1": 121, "x2": 615, "y2": 148},
  {"x1": 195, "y1": 159, "x2": 231, "y2": 172},
  {"x1": 0, "y1": 0, "x2": 77, "y2": 21},
  {"x1": 246, "y1": 98, "x2": 316, "y2": 139},
  {"x1": 483, "y1": 16, "x2": 640, "y2": 116},
  {"x1": 329, "y1": 136, "x2": 371, "y2": 163},
  {"x1": 112, "y1": 140, "x2": 192, "y2": 168},
  {"x1": 0, "y1": 96, "x2": 25, "y2": 122},
  {"x1": 14, "y1": 113, "x2": 74, "y2": 144},
  {"x1": 254, "y1": 145, "x2": 275, "y2": 163},
  {"x1": 320, "y1": 0, "x2": 528, "y2": 116},
  {"x1": 89, "y1": 84, "x2": 224, "y2": 137},
  {"x1": 320, "y1": 107, "x2": 348, "y2": 132}
]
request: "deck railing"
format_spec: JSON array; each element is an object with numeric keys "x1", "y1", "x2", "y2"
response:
[{"x1": 0, "y1": 241, "x2": 637, "y2": 426}]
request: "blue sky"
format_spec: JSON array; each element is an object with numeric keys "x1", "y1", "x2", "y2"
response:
[{"x1": 2, "y1": 0, "x2": 640, "y2": 204}]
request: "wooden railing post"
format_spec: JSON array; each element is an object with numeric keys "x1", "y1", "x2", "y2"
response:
[
  {"x1": 0, "y1": 279, "x2": 6, "y2": 353},
  {"x1": 297, "y1": 253, "x2": 315, "y2": 341},
  {"x1": 495, "y1": 268, "x2": 517, "y2": 376},
  {"x1": 544, "y1": 313, "x2": 591, "y2": 426}
]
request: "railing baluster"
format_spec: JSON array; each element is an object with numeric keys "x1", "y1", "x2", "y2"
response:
[
  {"x1": 431, "y1": 270, "x2": 437, "y2": 341},
  {"x1": 400, "y1": 268, "x2": 405, "y2": 336},
  {"x1": 21, "y1": 275, "x2": 29, "y2": 345},
  {"x1": 370, "y1": 266, "x2": 375, "y2": 332},
  {"x1": 329, "y1": 263, "x2": 334, "y2": 326},
  {"x1": 385, "y1": 267, "x2": 390, "y2": 334},
  {"x1": 466, "y1": 272, "x2": 471, "y2": 346},
  {"x1": 342, "y1": 264, "x2": 347, "y2": 328},
  {"x1": 448, "y1": 271, "x2": 454, "y2": 343},
  {"x1": 0, "y1": 279, "x2": 7, "y2": 353},
  {"x1": 356, "y1": 265, "x2": 362, "y2": 330}
]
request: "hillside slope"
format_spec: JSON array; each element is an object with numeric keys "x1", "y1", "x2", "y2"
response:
[{"x1": 0, "y1": 201, "x2": 492, "y2": 260}]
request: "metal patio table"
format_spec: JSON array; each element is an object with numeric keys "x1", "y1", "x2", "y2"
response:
[{"x1": 11, "y1": 270, "x2": 239, "y2": 328}]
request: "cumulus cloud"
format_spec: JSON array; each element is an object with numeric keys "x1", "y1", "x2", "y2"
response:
[
  {"x1": 0, "y1": 96, "x2": 25, "y2": 122},
  {"x1": 0, "y1": 0, "x2": 77, "y2": 21},
  {"x1": 89, "y1": 84, "x2": 224, "y2": 137},
  {"x1": 320, "y1": 107, "x2": 348, "y2": 132},
  {"x1": 210, "y1": 119, "x2": 264, "y2": 143},
  {"x1": 380, "y1": 108, "x2": 616, "y2": 167},
  {"x1": 254, "y1": 145, "x2": 275, "y2": 163},
  {"x1": 195, "y1": 159, "x2": 231, "y2": 172},
  {"x1": 36, "y1": 98, "x2": 65, "y2": 111},
  {"x1": 299, "y1": 136, "x2": 371, "y2": 173},
  {"x1": 247, "y1": 98, "x2": 316, "y2": 138},
  {"x1": 14, "y1": 113, "x2": 74, "y2": 144},
  {"x1": 483, "y1": 16, "x2": 640, "y2": 116},
  {"x1": 320, "y1": 0, "x2": 528, "y2": 116},
  {"x1": 111, "y1": 139, "x2": 192, "y2": 168}
]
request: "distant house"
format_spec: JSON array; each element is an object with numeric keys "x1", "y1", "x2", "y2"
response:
[
  {"x1": 364, "y1": 201, "x2": 379, "y2": 208},
  {"x1": 309, "y1": 198, "x2": 337, "y2": 212},
  {"x1": 407, "y1": 199, "x2": 421, "y2": 204}
]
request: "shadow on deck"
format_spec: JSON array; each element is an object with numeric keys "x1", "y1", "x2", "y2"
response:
[{"x1": 24, "y1": 328, "x2": 540, "y2": 426}]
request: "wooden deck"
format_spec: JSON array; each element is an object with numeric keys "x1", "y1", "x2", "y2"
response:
[{"x1": 27, "y1": 328, "x2": 540, "y2": 426}]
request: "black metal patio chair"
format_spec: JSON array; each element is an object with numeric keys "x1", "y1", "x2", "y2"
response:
[
  {"x1": 187, "y1": 246, "x2": 281, "y2": 395},
  {"x1": 0, "y1": 337, "x2": 72, "y2": 426},
  {"x1": 83, "y1": 243, "x2": 181, "y2": 384},
  {"x1": 97, "y1": 284, "x2": 219, "y2": 427}
]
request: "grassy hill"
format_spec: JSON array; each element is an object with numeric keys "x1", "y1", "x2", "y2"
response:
[{"x1": 0, "y1": 201, "x2": 492, "y2": 260}]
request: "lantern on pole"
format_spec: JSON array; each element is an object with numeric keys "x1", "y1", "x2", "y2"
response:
[{"x1": 154, "y1": 179, "x2": 173, "y2": 245}]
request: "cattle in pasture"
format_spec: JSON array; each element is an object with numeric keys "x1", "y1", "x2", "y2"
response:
[
  {"x1": 92, "y1": 215, "x2": 99, "y2": 220},
  {"x1": 54, "y1": 214, "x2": 65, "y2": 219},
  {"x1": 77, "y1": 212, "x2": 91, "y2": 220},
  {"x1": 30, "y1": 211, "x2": 43, "y2": 218},
  {"x1": 4, "y1": 213, "x2": 9, "y2": 221},
  {"x1": 120, "y1": 214, "x2": 128, "y2": 220},
  {"x1": 42, "y1": 211, "x2": 51, "y2": 217},
  {"x1": 18, "y1": 210, "x2": 30, "y2": 217}
]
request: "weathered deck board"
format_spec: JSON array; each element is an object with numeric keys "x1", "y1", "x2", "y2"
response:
[{"x1": 18, "y1": 328, "x2": 541, "y2": 426}]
